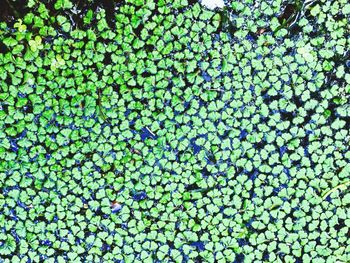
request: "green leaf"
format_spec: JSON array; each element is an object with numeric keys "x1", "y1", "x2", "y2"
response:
[
  {"x1": 0, "y1": 234, "x2": 16, "y2": 255},
  {"x1": 54, "y1": 0, "x2": 73, "y2": 10},
  {"x1": 3, "y1": 37, "x2": 18, "y2": 47}
]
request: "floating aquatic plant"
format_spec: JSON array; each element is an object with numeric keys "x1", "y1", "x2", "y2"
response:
[{"x1": 0, "y1": 0, "x2": 350, "y2": 262}]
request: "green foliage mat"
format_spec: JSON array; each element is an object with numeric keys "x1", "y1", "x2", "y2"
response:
[{"x1": 0, "y1": 0, "x2": 350, "y2": 262}]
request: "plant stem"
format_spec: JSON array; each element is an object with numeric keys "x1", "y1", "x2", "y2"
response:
[{"x1": 322, "y1": 181, "x2": 350, "y2": 200}]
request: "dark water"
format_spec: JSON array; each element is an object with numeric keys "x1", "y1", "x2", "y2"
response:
[
  {"x1": 0, "y1": 0, "x2": 117, "y2": 26},
  {"x1": 0, "y1": 0, "x2": 28, "y2": 22},
  {"x1": 0, "y1": 0, "x2": 199, "y2": 26}
]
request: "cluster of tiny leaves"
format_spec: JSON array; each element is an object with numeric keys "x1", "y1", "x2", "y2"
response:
[{"x1": 0, "y1": 0, "x2": 350, "y2": 262}]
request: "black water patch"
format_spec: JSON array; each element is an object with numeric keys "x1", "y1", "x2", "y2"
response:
[
  {"x1": 11, "y1": 229, "x2": 20, "y2": 244},
  {"x1": 187, "y1": 0, "x2": 199, "y2": 5},
  {"x1": 291, "y1": 94, "x2": 303, "y2": 108},
  {"x1": 246, "y1": 33, "x2": 257, "y2": 41},
  {"x1": 92, "y1": 0, "x2": 119, "y2": 28},
  {"x1": 68, "y1": 0, "x2": 94, "y2": 28},
  {"x1": 334, "y1": 218, "x2": 345, "y2": 231},
  {"x1": 190, "y1": 241, "x2": 205, "y2": 251},
  {"x1": 218, "y1": 9, "x2": 237, "y2": 35},
  {"x1": 254, "y1": 139, "x2": 266, "y2": 150},
  {"x1": 206, "y1": 151, "x2": 217, "y2": 164},
  {"x1": 0, "y1": 0, "x2": 123, "y2": 29},
  {"x1": 346, "y1": 60, "x2": 350, "y2": 68},
  {"x1": 325, "y1": 100, "x2": 339, "y2": 120},
  {"x1": 280, "y1": 110, "x2": 295, "y2": 122},
  {"x1": 101, "y1": 243, "x2": 111, "y2": 252},
  {"x1": 247, "y1": 168, "x2": 258, "y2": 181},
  {"x1": 235, "y1": 253, "x2": 245, "y2": 262},
  {"x1": 40, "y1": 239, "x2": 52, "y2": 246},
  {"x1": 278, "y1": 4, "x2": 298, "y2": 25},
  {"x1": 190, "y1": 138, "x2": 201, "y2": 154},
  {"x1": 262, "y1": 251, "x2": 269, "y2": 261},
  {"x1": 0, "y1": 41, "x2": 8, "y2": 54},
  {"x1": 133, "y1": 191, "x2": 147, "y2": 201},
  {"x1": 0, "y1": 0, "x2": 13, "y2": 21},
  {"x1": 237, "y1": 237, "x2": 249, "y2": 247},
  {"x1": 140, "y1": 127, "x2": 156, "y2": 141},
  {"x1": 103, "y1": 52, "x2": 112, "y2": 65},
  {"x1": 144, "y1": 44, "x2": 155, "y2": 52},
  {"x1": 185, "y1": 183, "x2": 200, "y2": 192},
  {"x1": 133, "y1": 23, "x2": 144, "y2": 38},
  {"x1": 142, "y1": 71, "x2": 152, "y2": 78},
  {"x1": 239, "y1": 129, "x2": 247, "y2": 140},
  {"x1": 201, "y1": 166, "x2": 210, "y2": 177},
  {"x1": 9, "y1": 139, "x2": 18, "y2": 153},
  {"x1": 201, "y1": 71, "x2": 212, "y2": 82},
  {"x1": 0, "y1": 0, "x2": 28, "y2": 22},
  {"x1": 192, "y1": 143, "x2": 201, "y2": 154},
  {"x1": 288, "y1": 23, "x2": 302, "y2": 36}
]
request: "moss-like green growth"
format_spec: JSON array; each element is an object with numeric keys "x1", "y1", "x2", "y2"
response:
[{"x1": 0, "y1": 0, "x2": 350, "y2": 262}]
